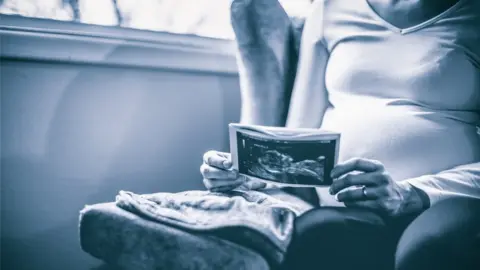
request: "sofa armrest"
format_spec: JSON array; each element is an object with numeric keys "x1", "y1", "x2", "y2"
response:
[{"x1": 79, "y1": 203, "x2": 269, "y2": 270}]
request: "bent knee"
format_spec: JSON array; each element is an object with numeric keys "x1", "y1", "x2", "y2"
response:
[
  {"x1": 293, "y1": 207, "x2": 385, "y2": 245},
  {"x1": 286, "y1": 207, "x2": 389, "y2": 270},
  {"x1": 294, "y1": 207, "x2": 349, "y2": 235},
  {"x1": 395, "y1": 236, "x2": 480, "y2": 270},
  {"x1": 395, "y1": 197, "x2": 480, "y2": 270}
]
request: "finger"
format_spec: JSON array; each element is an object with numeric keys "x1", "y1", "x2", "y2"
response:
[
  {"x1": 331, "y1": 158, "x2": 384, "y2": 179},
  {"x1": 203, "y1": 177, "x2": 245, "y2": 191},
  {"x1": 243, "y1": 180, "x2": 267, "y2": 190},
  {"x1": 336, "y1": 186, "x2": 388, "y2": 202},
  {"x1": 200, "y1": 164, "x2": 237, "y2": 179},
  {"x1": 216, "y1": 151, "x2": 231, "y2": 159},
  {"x1": 329, "y1": 172, "x2": 384, "y2": 195},
  {"x1": 210, "y1": 184, "x2": 241, "y2": 193},
  {"x1": 203, "y1": 150, "x2": 232, "y2": 169},
  {"x1": 203, "y1": 151, "x2": 232, "y2": 169}
]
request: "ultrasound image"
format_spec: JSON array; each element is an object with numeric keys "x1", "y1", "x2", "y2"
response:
[{"x1": 237, "y1": 132, "x2": 336, "y2": 186}]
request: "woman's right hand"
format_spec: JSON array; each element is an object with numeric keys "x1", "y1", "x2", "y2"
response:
[{"x1": 200, "y1": 150, "x2": 266, "y2": 192}]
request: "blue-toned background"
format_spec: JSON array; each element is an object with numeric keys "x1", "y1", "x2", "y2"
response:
[{"x1": 0, "y1": 15, "x2": 242, "y2": 270}]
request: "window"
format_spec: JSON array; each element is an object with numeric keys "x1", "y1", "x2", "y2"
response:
[{"x1": 0, "y1": 0, "x2": 312, "y2": 39}]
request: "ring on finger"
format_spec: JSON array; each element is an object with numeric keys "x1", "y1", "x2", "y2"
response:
[{"x1": 361, "y1": 186, "x2": 368, "y2": 199}]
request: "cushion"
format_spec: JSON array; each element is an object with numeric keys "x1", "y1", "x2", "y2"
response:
[{"x1": 79, "y1": 203, "x2": 269, "y2": 270}]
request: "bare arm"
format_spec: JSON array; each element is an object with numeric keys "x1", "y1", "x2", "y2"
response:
[
  {"x1": 232, "y1": 0, "x2": 329, "y2": 127},
  {"x1": 231, "y1": 0, "x2": 297, "y2": 126},
  {"x1": 286, "y1": 0, "x2": 330, "y2": 129}
]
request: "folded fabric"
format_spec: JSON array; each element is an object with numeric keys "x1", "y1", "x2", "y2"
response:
[{"x1": 116, "y1": 189, "x2": 313, "y2": 268}]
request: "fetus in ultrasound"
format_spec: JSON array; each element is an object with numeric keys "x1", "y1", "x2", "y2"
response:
[{"x1": 255, "y1": 150, "x2": 326, "y2": 185}]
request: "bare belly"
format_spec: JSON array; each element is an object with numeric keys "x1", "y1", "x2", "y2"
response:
[{"x1": 320, "y1": 101, "x2": 480, "y2": 182}]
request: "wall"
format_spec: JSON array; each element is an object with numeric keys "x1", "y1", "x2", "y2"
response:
[{"x1": 0, "y1": 15, "x2": 241, "y2": 270}]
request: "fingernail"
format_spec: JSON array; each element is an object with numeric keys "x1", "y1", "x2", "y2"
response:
[{"x1": 223, "y1": 160, "x2": 232, "y2": 168}]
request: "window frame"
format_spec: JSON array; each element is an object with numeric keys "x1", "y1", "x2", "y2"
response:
[{"x1": 0, "y1": 14, "x2": 239, "y2": 75}]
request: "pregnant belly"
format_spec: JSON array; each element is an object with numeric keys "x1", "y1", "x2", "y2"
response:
[{"x1": 320, "y1": 104, "x2": 480, "y2": 182}]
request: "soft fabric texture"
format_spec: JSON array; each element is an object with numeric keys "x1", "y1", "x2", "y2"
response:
[
  {"x1": 79, "y1": 202, "x2": 270, "y2": 270},
  {"x1": 79, "y1": 189, "x2": 313, "y2": 270},
  {"x1": 115, "y1": 189, "x2": 313, "y2": 268},
  {"x1": 285, "y1": 0, "x2": 480, "y2": 206}
]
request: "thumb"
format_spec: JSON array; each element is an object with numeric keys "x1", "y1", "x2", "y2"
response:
[{"x1": 245, "y1": 180, "x2": 267, "y2": 190}]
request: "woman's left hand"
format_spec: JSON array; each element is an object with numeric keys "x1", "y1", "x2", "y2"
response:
[{"x1": 328, "y1": 158, "x2": 425, "y2": 217}]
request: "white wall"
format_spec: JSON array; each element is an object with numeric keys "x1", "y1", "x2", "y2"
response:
[{"x1": 0, "y1": 15, "x2": 241, "y2": 270}]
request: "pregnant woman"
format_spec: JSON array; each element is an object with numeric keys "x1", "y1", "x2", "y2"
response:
[{"x1": 200, "y1": 0, "x2": 480, "y2": 269}]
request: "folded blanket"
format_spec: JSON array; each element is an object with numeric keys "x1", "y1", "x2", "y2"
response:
[
  {"x1": 80, "y1": 202, "x2": 271, "y2": 270},
  {"x1": 115, "y1": 189, "x2": 313, "y2": 268}
]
